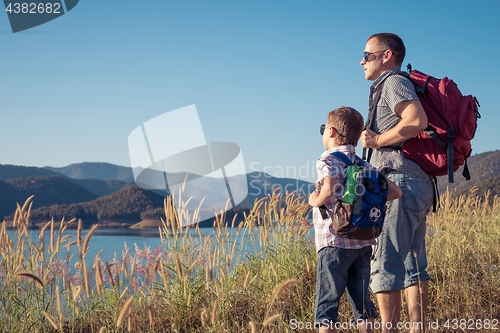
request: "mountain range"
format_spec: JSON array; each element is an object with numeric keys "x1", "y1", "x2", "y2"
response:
[
  {"x1": 1, "y1": 150, "x2": 499, "y2": 228},
  {"x1": 45, "y1": 162, "x2": 135, "y2": 182},
  {"x1": 436, "y1": 150, "x2": 500, "y2": 194},
  {"x1": 0, "y1": 163, "x2": 313, "y2": 228}
]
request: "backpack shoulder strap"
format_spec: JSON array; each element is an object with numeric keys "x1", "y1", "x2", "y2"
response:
[
  {"x1": 363, "y1": 84, "x2": 383, "y2": 161},
  {"x1": 363, "y1": 71, "x2": 413, "y2": 161},
  {"x1": 318, "y1": 151, "x2": 352, "y2": 221},
  {"x1": 365, "y1": 72, "x2": 413, "y2": 132},
  {"x1": 353, "y1": 155, "x2": 364, "y2": 165},
  {"x1": 330, "y1": 151, "x2": 353, "y2": 166}
]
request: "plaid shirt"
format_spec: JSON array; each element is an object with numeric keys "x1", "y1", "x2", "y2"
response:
[{"x1": 312, "y1": 145, "x2": 377, "y2": 252}]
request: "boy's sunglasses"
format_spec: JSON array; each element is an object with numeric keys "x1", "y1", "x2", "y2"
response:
[
  {"x1": 362, "y1": 49, "x2": 388, "y2": 62},
  {"x1": 320, "y1": 124, "x2": 336, "y2": 136},
  {"x1": 320, "y1": 124, "x2": 331, "y2": 135},
  {"x1": 320, "y1": 124, "x2": 345, "y2": 137}
]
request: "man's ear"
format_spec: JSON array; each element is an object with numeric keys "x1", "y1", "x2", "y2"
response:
[{"x1": 382, "y1": 50, "x2": 394, "y2": 65}]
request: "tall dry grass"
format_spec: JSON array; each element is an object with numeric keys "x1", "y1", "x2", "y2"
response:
[
  {"x1": 0, "y1": 189, "x2": 316, "y2": 332},
  {"x1": 0, "y1": 187, "x2": 498, "y2": 332},
  {"x1": 425, "y1": 188, "x2": 500, "y2": 323}
]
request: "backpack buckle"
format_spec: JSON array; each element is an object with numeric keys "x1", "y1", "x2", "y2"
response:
[{"x1": 407, "y1": 63, "x2": 413, "y2": 73}]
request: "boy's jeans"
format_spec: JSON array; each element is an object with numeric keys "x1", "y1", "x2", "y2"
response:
[{"x1": 315, "y1": 246, "x2": 378, "y2": 326}]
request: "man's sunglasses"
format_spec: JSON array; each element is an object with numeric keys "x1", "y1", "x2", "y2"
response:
[{"x1": 362, "y1": 50, "x2": 388, "y2": 62}]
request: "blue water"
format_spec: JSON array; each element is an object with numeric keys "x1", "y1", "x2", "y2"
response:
[
  {"x1": 6, "y1": 226, "x2": 262, "y2": 268},
  {"x1": 6, "y1": 224, "x2": 315, "y2": 285}
]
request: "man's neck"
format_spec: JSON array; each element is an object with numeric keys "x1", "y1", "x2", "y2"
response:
[
  {"x1": 375, "y1": 66, "x2": 401, "y2": 81},
  {"x1": 372, "y1": 67, "x2": 402, "y2": 88}
]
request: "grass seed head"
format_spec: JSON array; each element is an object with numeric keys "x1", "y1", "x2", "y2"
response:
[
  {"x1": 263, "y1": 313, "x2": 281, "y2": 327},
  {"x1": 42, "y1": 311, "x2": 59, "y2": 330},
  {"x1": 17, "y1": 272, "x2": 44, "y2": 289},
  {"x1": 249, "y1": 321, "x2": 257, "y2": 333},
  {"x1": 174, "y1": 254, "x2": 183, "y2": 279},
  {"x1": 211, "y1": 300, "x2": 218, "y2": 325},
  {"x1": 272, "y1": 279, "x2": 298, "y2": 301},
  {"x1": 116, "y1": 296, "x2": 134, "y2": 328},
  {"x1": 82, "y1": 224, "x2": 99, "y2": 257}
]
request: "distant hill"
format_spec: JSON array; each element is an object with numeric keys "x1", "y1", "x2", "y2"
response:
[
  {"x1": 437, "y1": 150, "x2": 500, "y2": 194},
  {"x1": 7, "y1": 150, "x2": 500, "y2": 199},
  {"x1": 41, "y1": 161, "x2": 314, "y2": 202},
  {"x1": 9, "y1": 186, "x2": 166, "y2": 227},
  {"x1": 142, "y1": 171, "x2": 312, "y2": 214},
  {"x1": 0, "y1": 163, "x2": 135, "y2": 198},
  {"x1": 0, "y1": 181, "x2": 24, "y2": 220},
  {"x1": 112, "y1": 171, "x2": 312, "y2": 227},
  {"x1": 0, "y1": 164, "x2": 62, "y2": 180},
  {"x1": 239, "y1": 171, "x2": 312, "y2": 206},
  {"x1": 10, "y1": 151, "x2": 500, "y2": 227},
  {"x1": 70, "y1": 178, "x2": 135, "y2": 197},
  {"x1": 1, "y1": 169, "x2": 312, "y2": 227},
  {"x1": 4, "y1": 176, "x2": 98, "y2": 206},
  {"x1": 0, "y1": 161, "x2": 313, "y2": 228},
  {"x1": 45, "y1": 162, "x2": 135, "y2": 182},
  {"x1": 451, "y1": 174, "x2": 500, "y2": 205},
  {"x1": 0, "y1": 176, "x2": 98, "y2": 220}
]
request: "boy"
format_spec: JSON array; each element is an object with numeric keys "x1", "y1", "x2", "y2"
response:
[{"x1": 309, "y1": 107, "x2": 402, "y2": 333}]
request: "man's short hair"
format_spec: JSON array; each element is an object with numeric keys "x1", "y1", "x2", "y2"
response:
[
  {"x1": 328, "y1": 107, "x2": 364, "y2": 146},
  {"x1": 368, "y1": 33, "x2": 406, "y2": 67}
]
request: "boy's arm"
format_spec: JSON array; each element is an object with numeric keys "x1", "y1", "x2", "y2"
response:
[
  {"x1": 361, "y1": 159, "x2": 402, "y2": 202},
  {"x1": 386, "y1": 178, "x2": 402, "y2": 201},
  {"x1": 308, "y1": 176, "x2": 338, "y2": 207}
]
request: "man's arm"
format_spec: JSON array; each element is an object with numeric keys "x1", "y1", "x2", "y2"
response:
[{"x1": 360, "y1": 99, "x2": 428, "y2": 149}]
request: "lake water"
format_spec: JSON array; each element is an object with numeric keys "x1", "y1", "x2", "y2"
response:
[
  {"x1": 6, "y1": 226, "x2": 294, "y2": 269},
  {"x1": 9, "y1": 228, "x2": 161, "y2": 262}
]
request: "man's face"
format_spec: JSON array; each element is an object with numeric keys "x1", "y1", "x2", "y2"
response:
[{"x1": 360, "y1": 38, "x2": 386, "y2": 81}]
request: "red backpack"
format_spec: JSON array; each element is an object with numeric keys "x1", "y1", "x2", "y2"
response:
[{"x1": 365, "y1": 64, "x2": 481, "y2": 183}]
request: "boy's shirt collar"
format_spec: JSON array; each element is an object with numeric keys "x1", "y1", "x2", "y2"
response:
[{"x1": 320, "y1": 145, "x2": 356, "y2": 159}]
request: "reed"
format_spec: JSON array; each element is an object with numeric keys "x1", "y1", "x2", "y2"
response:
[
  {"x1": 116, "y1": 296, "x2": 134, "y2": 328},
  {"x1": 17, "y1": 272, "x2": 44, "y2": 289},
  {"x1": 263, "y1": 313, "x2": 282, "y2": 327},
  {"x1": 82, "y1": 223, "x2": 99, "y2": 258},
  {"x1": 1, "y1": 187, "x2": 498, "y2": 332}
]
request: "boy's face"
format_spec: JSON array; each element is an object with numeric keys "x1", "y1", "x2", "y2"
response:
[{"x1": 322, "y1": 122, "x2": 335, "y2": 150}]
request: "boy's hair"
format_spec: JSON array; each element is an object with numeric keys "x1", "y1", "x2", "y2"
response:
[
  {"x1": 368, "y1": 33, "x2": 406, "y2": 67},
  {"x1": 327, "y1": 107, "x2": 364, "y2": 146}
]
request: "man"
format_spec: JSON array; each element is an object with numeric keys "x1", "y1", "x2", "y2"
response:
[{"x1": 359, "y1": 33, "x2": 434, "y2": 333}]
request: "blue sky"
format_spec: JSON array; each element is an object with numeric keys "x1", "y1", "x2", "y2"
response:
[{"x1": 1, "y1": 1, "x2": 498, "y2": 183}]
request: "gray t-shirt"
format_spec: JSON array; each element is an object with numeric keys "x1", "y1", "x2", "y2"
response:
[{"x1": 369, "y1": 68, "x2": 429, "y2": 179}]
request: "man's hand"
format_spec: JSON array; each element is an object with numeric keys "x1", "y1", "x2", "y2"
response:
[{"x1": 360, "y1": 129, "x2": 381, "y2": 149}]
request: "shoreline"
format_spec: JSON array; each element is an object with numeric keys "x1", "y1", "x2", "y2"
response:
[{"x1": 1, "y1": 219, "x2": 162, "y2": 230}]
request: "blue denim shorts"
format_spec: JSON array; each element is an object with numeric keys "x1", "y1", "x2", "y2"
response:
[
  {"x1": 314, "y1": 246, "x2": 378, "y2": 325},
  {"x1": 370, "y1": 172, "x2": 433, "y2": 293}
]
